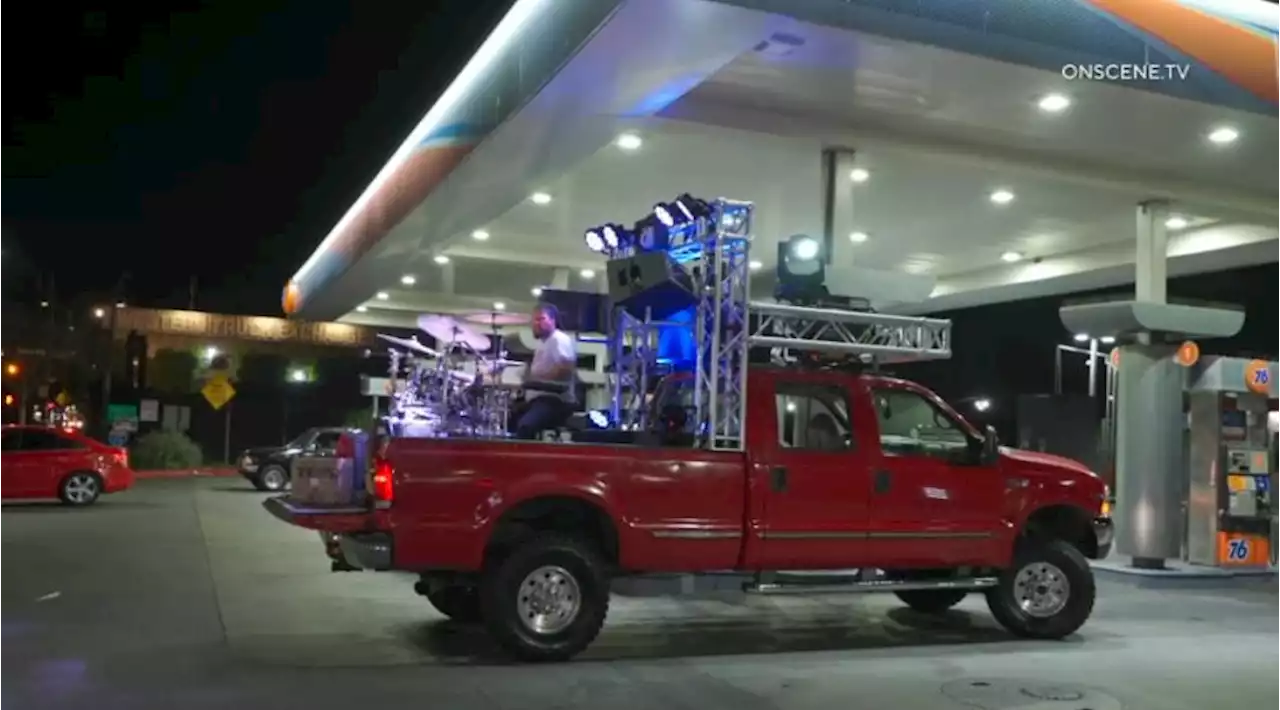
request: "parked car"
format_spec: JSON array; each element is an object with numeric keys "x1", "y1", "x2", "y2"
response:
[
  {"x1": 1, "y1": 425, "x2": 135, "y2": 506},
  {"x1": 265, "y1": 367, "x2": 1112, "y2": 662},
  {"x1": 237, "y1": 427, "x2": 344, "y2": 491}
]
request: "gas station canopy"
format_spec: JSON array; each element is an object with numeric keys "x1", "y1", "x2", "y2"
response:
[{"x1": 282, "y1": 0, "x2": 1278, "y2": 326}]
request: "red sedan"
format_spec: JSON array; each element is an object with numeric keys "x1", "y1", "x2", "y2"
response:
[{"x1": 1, "y1": 425, "x2": 135, "y2": 505}]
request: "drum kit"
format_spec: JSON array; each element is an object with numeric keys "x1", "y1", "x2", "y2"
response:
[{"x1": 378, "y1": 311, "x2": 529, "y2": 438}]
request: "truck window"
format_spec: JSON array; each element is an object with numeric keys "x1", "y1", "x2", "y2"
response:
[
  {"x1": 776, "y1": 383, "x2": 851, "y2": 451},
  {"x1": 871, "y1": 388, "x2": 969, "y2": 458}
]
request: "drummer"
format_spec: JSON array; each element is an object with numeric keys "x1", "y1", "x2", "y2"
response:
[{"x1": 513, "y1": 303, "x2": 577, "y2": 438}]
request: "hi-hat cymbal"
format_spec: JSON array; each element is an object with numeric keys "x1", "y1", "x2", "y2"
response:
[
  {"x1": 464, "y1": 311, "x2": 531, "y2": 326},
  {"x1": 376, "y1": 333, "x2": 439, "y2": 357},
  {"x1": 417, "y1": 314, "x2": 491, "y2": 351}
]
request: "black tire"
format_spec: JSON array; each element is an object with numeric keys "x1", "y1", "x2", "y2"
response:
[
  {"x1": 986, "y1": 538, "x2": 1096, "y2": 640},
  {"x1": 427, "y1": 585, "x2": 483, "y2": 624},
  {"x1": 59, "y1": 471, "x2": 102, "y2": 506},
  {"x1": 895, "y1": 589, "x2": 968, "y2": 613},
  {"x1": 254, "y1": 465, "x2": 289, "y2": 492},
  {"x1": 479, "y1": 534, "x2": 610, "y2": 662}
]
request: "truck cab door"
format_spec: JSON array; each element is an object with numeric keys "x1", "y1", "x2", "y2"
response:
[
  {"x1": 863, "y1": 384, "x2": 1005, "y2": 567},
  {"x1": 751, "y1": 378, "x2": 871, "y2": 569}
]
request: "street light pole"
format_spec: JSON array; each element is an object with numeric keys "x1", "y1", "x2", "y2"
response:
[{"x1": 1055, "y1": 334, "x2": 1116, "y2": 398}]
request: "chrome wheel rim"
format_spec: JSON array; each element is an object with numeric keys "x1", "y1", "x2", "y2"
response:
[
  {"x1": 1013, "y1": 561, "x2": 1070, "y2": 618},
  {"x1": 65, "y1": 474, "x2": 99, "y2": 504},
  {"x1": 262, "y1": 469, "x2": 287, "y2": 490},
  {"x1": 516, "y1": 565, "x2": 582, "y2": 635}
]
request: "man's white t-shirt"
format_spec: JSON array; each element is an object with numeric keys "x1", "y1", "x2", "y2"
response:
[{"x1": 527, "y1": 329, "x2": 577, "y2": 402}]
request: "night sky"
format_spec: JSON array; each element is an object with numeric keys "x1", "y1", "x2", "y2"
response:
[
  {"x1": 4, "y1": 1, "x2": 1276, "y2": 401},
  {"x1": 4, "y1": 1, "x2": 510, "y2": 312}
]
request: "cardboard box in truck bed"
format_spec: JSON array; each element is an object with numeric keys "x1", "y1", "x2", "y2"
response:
[{"x1": 290, "y1": 456, "x2": 363, "y2": 506}]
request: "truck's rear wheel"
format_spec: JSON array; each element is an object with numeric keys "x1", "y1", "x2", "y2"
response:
[
  {"x1": 480, "y1": 534, "x2": 609, "y2": 662},
  {"x1": 427, "y1": 585, "x2": 482, "y2": 624},
  {"x1": 895, "y1": 589, "x2": 968, "y2": 613},
  {"x1": 986, "y1": 538, "x2": 1095, "y2": 639}
]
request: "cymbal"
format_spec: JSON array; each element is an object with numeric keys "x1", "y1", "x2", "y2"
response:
[
  {"x1": 376, "y1": 333, "x2": 439, "y2": 357},
  {"x1": 417, "y1": 314, "x2": 491, "y2": 351},
  {"x1": 464, "y1": 311, "x2": 531, "y2": 326}
]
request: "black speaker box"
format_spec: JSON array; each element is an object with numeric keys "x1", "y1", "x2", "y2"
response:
[{"x1": 606, "y1": 252, "x2": 696, "y2": 320}]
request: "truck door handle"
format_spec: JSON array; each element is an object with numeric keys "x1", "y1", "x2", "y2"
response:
[
  {"x1": 770, "y1": 466, "x2": 789, "y2": 493},
  {"x1": 873, "y1": 469, "x2": 892, "y2": 495}
]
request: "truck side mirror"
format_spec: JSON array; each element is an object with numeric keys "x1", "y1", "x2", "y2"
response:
[{"x1": 981, "y1": 425, "x2": 1000, "y2": 464}]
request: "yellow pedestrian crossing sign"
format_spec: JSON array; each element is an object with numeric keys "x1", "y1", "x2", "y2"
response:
[{"x1": 201, "y1": 374, "x2": 236, "y2": 410}]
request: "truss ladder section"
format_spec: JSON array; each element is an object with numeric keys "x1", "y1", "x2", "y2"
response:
[{"x1": 749, "y1": 301, "x2": 952, "y2": 362}]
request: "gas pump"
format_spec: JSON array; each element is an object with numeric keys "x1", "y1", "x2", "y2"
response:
[{"x1": 1185, "y1": 357, "x2": 1277, "y2": 569}]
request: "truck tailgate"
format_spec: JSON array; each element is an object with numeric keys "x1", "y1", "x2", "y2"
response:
[{"x1": 262, "y1": 496, "x2": 373, "y2": 533}]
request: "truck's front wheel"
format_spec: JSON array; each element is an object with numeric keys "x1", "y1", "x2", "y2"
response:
[
  {"x1": 986, "y1": 538, "x2": 1095, "y2": 639},
  {"x1": 480, "y1": 534, "x2": 609, "y2": 662}
]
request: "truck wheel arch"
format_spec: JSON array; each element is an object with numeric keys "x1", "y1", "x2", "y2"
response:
[
  {"x1": 484, "y1": 495, "x2": 621, "y2": 570},
  {"x1": 1020, "y1": 504, "x2": 1099, "y2": 559}
]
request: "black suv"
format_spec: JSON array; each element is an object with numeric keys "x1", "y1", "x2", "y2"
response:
[{"x1": 236, "y1": 427, "x2": 343, "y2": 491}]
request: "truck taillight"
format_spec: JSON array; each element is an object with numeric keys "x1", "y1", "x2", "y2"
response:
[{"x1": 371, "y1": 458, "x2": 394, "y2": 505}]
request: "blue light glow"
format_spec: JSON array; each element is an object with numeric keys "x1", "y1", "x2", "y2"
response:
[{"x1": 588, "y1": 410, "x2": 610, "y2": 428}]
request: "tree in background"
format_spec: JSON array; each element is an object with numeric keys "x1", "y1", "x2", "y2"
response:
[
  {"x1": 149, "y1": 349, "x2": 197, "y2": 395},
  {"x1": 237, "y1": 352, "x2": 288, "y2": 390}
]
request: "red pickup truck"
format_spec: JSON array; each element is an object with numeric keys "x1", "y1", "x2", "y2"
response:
[{"x1": 266, "y1": 366, "x2": 1112, "y2": 662}]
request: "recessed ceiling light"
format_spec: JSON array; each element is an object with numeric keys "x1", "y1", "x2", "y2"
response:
[
  {"x1": 1037, "y1": 93, "x2": 1071, "y2": 113},
  {"x1": 990, "y1": 189, "x2": 1015, "y2": 205},
  {"x1": 1074, "y1": 333, "x2": 1091, "y2": 343},
  {"x1": 471, "y1": 229, "x2": 490, "y2": 241},
  {"x1": 1207, "y1": 126, "x2": 1239, "y2": 145},
  {"x1": 433, "y1": 254, "x2": 450, "y2": 265},
  {"x1": 1165, "y1": 216, "x2": 1189, "y2": 229},
  {"x1": 530, "y1": 192, "x2": 552, "y2": 205},
  {"x1": 400, "y1": 274, "x2": 416, "y2": 286},
  {"x1": 531, "y1": 287, "x2": 543, "y2": 297},
  {"x1": 1001, "y1": 251, "x2": 1023, "y2": 263},
  {"x1": 849, "y1": 168, "x2": 870, "y2": 183},
  {"x1": 493, "y1": 301, "x2": 506, "y2": 311},
  {"x1": 375, "y1": 291, "x2": 389, "y2": 300},
  {"x1": 849, "y1": 231, "x2": 869, "y2": 243},
  {"x1": 615, "y1": 133, "x2": 642, "y2": 151},
  {"x1": 579, "y1": 268, "x2": 595, "y2": 279},
  {"x1": 356, "y1": 305, "x2": 368, "y2": 313},
  {"x1": 749, "y1": 260, "x2": 763, "y2": 271}
]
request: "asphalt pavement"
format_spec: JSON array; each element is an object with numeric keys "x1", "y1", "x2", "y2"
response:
[{"x1": 3, "y1": 478, "x2": 1277, "y2": 709}]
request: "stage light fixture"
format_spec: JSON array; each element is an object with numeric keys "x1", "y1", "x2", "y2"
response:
[
  {"x1": 602, "y1": 223, "x2": 630, "y2": 250},
  {"x1": 674, "y1": 193, "x2": 712, "y2": 221},
  {"x1": 653, "y1": 202, "x2": 679, "y2": 228},
  {"x1": 635, "y1": 214, "x2": 670, "y2": 251},
  {"x1": 775, "y1": 234, "x2": 827, "y2": 305},
  {"x1": 584, "y1": 228, "x2": 605, "y2": 253},
  {"x1": 790, "y1": 236, "x2": 820, "y2": 261}
]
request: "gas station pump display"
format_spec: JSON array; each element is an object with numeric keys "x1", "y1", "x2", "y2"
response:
[{"x1": 1185, "y1": 356, "x2": 1277, "y2": 569}]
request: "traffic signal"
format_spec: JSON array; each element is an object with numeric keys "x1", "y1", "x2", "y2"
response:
[
  {"x1": 4, "y1": 362, "x2": 19, "y2": 377},
  {"x1": 3, "y1": 394, "x2": 14, "y2": 407}
]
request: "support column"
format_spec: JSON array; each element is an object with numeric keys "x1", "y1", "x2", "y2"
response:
[
  {"x1": 1115, "y1": 200, "x2": 1177, "y2": 568},
  {"x1": 1135, "y1": 200, "x2": 1169, "y2": 305},
  {"x1": 1114, "y1": 343, "x2": 1185, "y2": 566},
  {"x1": 441, "y1": 262, "x2": 456, "y2": 295},
  {"x1": 820, "y1": 147, "x2": 857, "y2": 268}
]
